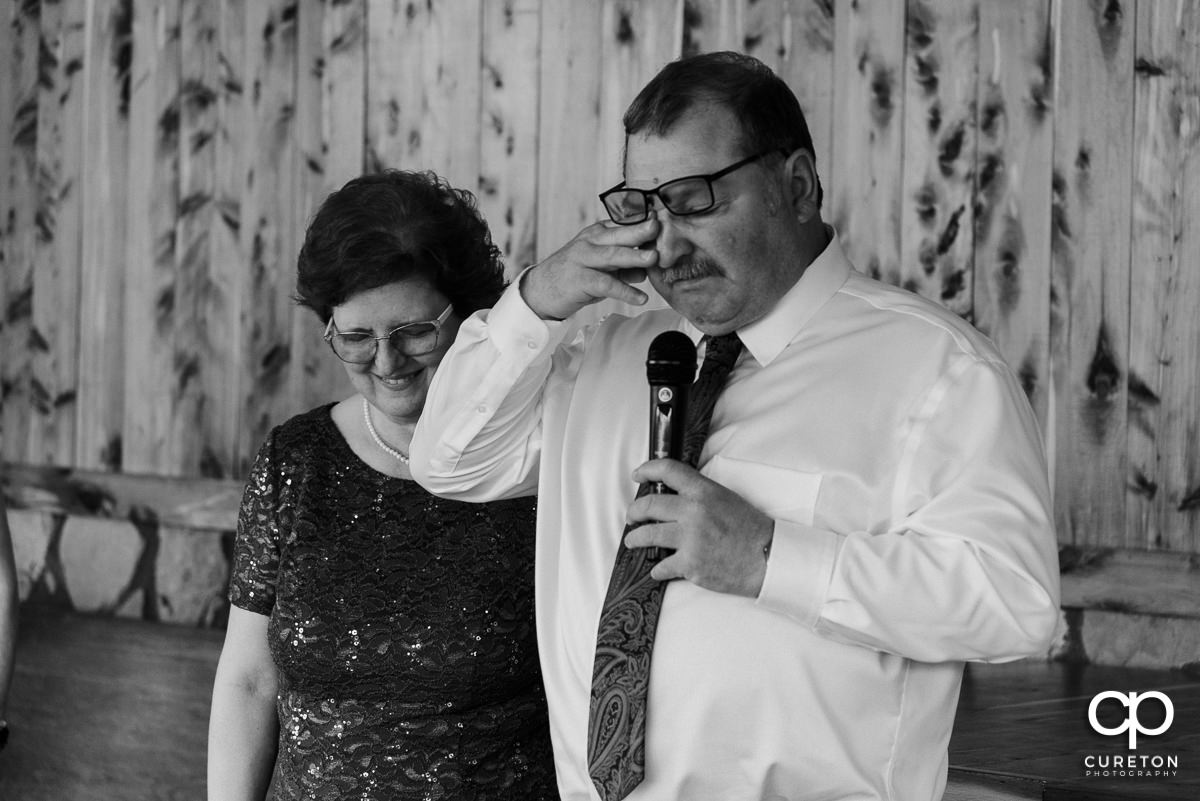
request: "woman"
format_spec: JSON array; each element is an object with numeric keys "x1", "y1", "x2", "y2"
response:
[
  {"x1": 0, "y1": 492, "x2": 16, "y2": 753},
  {"x1": 207, "y1": 171, "x2": 557, "y2": 800}
]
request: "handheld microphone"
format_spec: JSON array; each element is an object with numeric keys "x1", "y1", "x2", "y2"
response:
[{"x1": 645, "y1": 331, "x2": 697, "y2": 494}]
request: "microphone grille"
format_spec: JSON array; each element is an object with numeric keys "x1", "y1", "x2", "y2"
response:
[{"x1": 646, "y1": 330, "x2": 697, "y2": 385}]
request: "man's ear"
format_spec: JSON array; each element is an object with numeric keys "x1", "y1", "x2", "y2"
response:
[{"x1": 785, "y1": 150, "x2": 820, "y2": 223}]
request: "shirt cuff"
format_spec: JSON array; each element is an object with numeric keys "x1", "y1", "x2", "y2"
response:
[
  {"x1": 487, "y1": 270, "x2": 567, "y2": 357},
  {"x1": 755, "y1": 519, "x2": 842, "y2": 628}
]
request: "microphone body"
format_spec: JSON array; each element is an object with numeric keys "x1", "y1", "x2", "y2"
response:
[{"x1": 645, "y1": 331, "x2": 698, "y2": 494}]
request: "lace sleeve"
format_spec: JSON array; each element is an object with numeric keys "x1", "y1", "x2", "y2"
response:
[{"x1": 228, "y1": 430, "x2": 284, "y2": 614}]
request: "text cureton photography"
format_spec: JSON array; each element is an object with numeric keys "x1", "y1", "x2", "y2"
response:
[{"x1": 1083, "y1": 690, "x2": 1181, "y2": 781}]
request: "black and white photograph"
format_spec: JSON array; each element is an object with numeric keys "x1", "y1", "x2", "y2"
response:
[{"x1": 0, "y1": 1, "x2": 1198, "y2": 799}]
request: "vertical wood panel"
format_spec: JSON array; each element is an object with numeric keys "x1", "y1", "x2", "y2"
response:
[
  {"x1": 768, "y1": 0, "x2": 836, "y2": 195},
  {"x1": 236, "y1": 0, "x2": 300, "y2": 474},
  {"x1": 972, "y1": 0, "x2": 1054, "y2": 434},
  {"x1": 178, "y1": 0, "x2": 237, "y2": 476},
  {"x1": 479, "y1": 0, "x2": 541, "y2": 277},
  {"x1": 578, "y1": 0, "x2": 681, "y2": 323},
  {"x1": 1, "y1": 0, "x2": 41, "y2": 463},
  {"x1": 1127, "y1": 0, "x2": 1200, "y2": 551},
  {"x1": 306, "y1": 0, "x2": 364, "y2": 405},
  {"x1": 597, "y1": 0, "x2": 681, "y2": 188},
  {"x1": 1050, "y1": 0, "x2": 1134, "y2": 546},
  {"x1": 208, "y1": 0, "x2": 246, "y2": 476},
  {"x1": 536, "y1": 0, "x2": 602, "y2": 259},
  {"x1": 123, "y1": 0, "x2": 180, "y2": 474},
  {"x1": 0, "y1": 0, "x2": 9, "y2": 456},
  {"x1": 31, "y1": 0, "x2": 87, "y2": 464},
  {"x1": 899, "y1": 0, "x2": 978, "y2": 315},
  {"x1": 77, "y1": 0, "x2": 131, "y2": 470},
  {"x1": 321, "y1": 0, "x2": 365, "y2": 190},
  {"x1": 363, "y1": 0, "x2": 410, "y2": 171},
  {"x1": 364, "y1": 0, "x2": 482, "y2": 187},
  {"x1": 830, "y1": 0, "x2": 904, "y2": 283},
  {"x1": 289, "y1": 0, "x2": 349, "y2": 414},
  {"x1": 681, "y1": 0, "x2": 741, "y2": 56}
]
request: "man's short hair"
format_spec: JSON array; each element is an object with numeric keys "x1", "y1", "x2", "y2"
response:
[{"x1": 623, "y1": 50, "x2": 823, "y2": 207}]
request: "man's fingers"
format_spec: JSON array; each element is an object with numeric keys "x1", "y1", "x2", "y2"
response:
[
  {"x1": 626, "y1": 490, "x2": 686, "y2": 526},
  {"x1": 631, "y1": 459, "x2": 708, "y2": 497},
  {"x1": 615, "y1": 267, "x2": 650, "y2": 285},
  {"x1": 623, "y1": 520, "x2": 678, "y2": 551},
  {"x1": 585, "y1": 241, "x2": 658, "y2": 272}
]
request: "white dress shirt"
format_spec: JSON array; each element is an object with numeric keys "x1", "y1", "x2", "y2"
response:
[{"x1": 410, "y1": 234, "x2": 1060, "y2": 801}]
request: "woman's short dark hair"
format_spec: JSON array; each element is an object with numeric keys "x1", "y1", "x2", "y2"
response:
[
  {"x1": 623, "y1": 50, "x2": 823, "y2": 208},
  {"x1": 295, "y1": 170, "x2": 505, "y2": 322}
]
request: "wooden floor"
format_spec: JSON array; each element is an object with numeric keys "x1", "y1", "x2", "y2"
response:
[
  {"x1": 1, "y1": 609, "x2": 1197, "y2": 800},
  {"x1": 0, "y1": 609, "x2": 223, "y2": 801},
  {"x1": 949, "y1": 659, "x2": 1200, "y2": 800}
]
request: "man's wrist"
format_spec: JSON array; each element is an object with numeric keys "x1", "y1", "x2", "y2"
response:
[{"x1": 517, "y1": 264, "x2": 565, "y2": 322}]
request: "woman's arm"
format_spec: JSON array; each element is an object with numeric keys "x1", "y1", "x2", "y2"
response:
[
  {"x1": 0, "y1": 497, "x2": 18, "y2": 725},
  {"x1": 207, "y1": 606, "x2": 279, "y2": 801}
]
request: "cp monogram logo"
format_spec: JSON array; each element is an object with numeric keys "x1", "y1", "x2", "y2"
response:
[{"x1": 1088, "y1": 691, "x2": 1174, "y2": 749}]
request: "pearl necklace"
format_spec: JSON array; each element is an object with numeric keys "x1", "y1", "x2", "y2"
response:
[{"x1": 362, "y1": 398, "x2": 409, "y2": 464}]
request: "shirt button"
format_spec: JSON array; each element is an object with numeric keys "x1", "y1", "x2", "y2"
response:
[
  {"x1": 476, "y1": 404, "x2": 489, "y2": 414},
  {"x1": 527, "y1": 339, "x2": 538, "y2": 349}
]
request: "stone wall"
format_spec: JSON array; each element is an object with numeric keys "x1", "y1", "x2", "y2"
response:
[{"x1": 9, "y1": 508, "x2": 231, "y2": 627}]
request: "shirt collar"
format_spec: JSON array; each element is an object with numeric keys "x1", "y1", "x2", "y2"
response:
[{"x1": 681, "y1": 226, "x2": 851, "y2": 366}]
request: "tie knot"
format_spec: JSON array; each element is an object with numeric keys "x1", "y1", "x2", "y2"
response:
[{"x1": 701, "y1": 333, "x2": 742, "y2": 372}]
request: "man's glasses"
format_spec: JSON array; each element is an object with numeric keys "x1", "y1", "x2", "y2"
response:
[
  {"x1": 324, "y1": 304, "x2": 453, "y2": 363},
  {"x1": 598, "y1": 149, "x2": 786, "y2": 225}
]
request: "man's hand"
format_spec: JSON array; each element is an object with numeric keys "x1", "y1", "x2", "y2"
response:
[
  {"x1": 624, "y1": 459, "x2": 774, "y2": 598},
  {"x1": 521, "y1": 219, "x2": 660, "y2": 320}
]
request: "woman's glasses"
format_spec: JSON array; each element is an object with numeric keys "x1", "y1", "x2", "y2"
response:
[{"x1": 324, "y1": 304, "x2": 453, "y2": 363}]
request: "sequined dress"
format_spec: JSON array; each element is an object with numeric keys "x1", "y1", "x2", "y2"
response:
[{"x1": 230, "y1": 405, "x2": 558, "y2": 800}]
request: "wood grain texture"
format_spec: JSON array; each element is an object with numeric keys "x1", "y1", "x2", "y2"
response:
[
  {"x1": 767, "y1": 0, "x2": 836, "y2": 195},
  {"x1": 830, "y1": 0, "x2": 904, "y2": 283},
  {"x1": 208, "y1": 0, "x2": 248, "y2": 476},
  {"x1": 972, "y1": 0, "x2": 1053, "y2": 431},
  {"x1": 536, "y1": 0, "x2": 603, "y2": 259},
  {"x1": 682, "y1": 0, "x2": 741, "y2": 56},
  {"x1": 76, "y1": 0, "x2": 131, "y2": 471},
  {"x1": 236, "y1": 0, "x2": 301, "y2": 474},
  {"x1": 0, "y1": 610, "x2": 222, "y2": 801},
  {"x1": 5, "y1": 460, "x2": 240, "y2": 531},
  {"x1": 1126, "y1": 0, "x2": 1200, "y2": 553},
  {"x1": 479, "y1": 0, "x2": 541, "y2": 277},
  {"x1": 899, "y1": 0, "x2": 978, "y2": 315},
  {"x1": 122, "y1": 0, "x2": 181, "y2": 474},
  {"x1": 30, "y1": 0, "x2": 87, "y2": 465},
  {"x1": 321, "y1": 0, "x2": 365, "y2": 191},
  {"x1": 179, "y1": 0, "x2": 242, "y2": 477},
  {"x1": 1, "y1": 0, "x2": 42, "y2": 464},
  {"x1": 0, "y1": 4, "x2": 12, "y2": 441},
  {"x1": 598, "y1": 0, "x2": 681, "y2": 189},
  {"x1": 289, "y1": 0, "x2": 349, "y2": 416},
  {"x1": 364, "y1": 0, "x2": 483, "y2": 187},
  {"x1": 1050, "y1": 0, "x2": 1133, "y2": 547}
]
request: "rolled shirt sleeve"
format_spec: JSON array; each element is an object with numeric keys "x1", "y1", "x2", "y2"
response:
[{"x1": 757, "y1": 355, "x2": 1060, "y2": 663}]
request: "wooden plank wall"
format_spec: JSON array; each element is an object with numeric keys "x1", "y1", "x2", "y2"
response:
[{"x1": 1, "y1": 0, "x2": 1198, "y2": 554}]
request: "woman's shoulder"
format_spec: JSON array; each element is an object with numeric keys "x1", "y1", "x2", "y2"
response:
[
  {"x1": 272, "y1": 402, "x2": 336, "y2": 437},
  {"x1": 258, "y1": 403, "x2": 338, "y2": 460}
]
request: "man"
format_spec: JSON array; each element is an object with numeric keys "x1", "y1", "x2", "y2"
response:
[{"x1": 411, "y1": 51, "x2": 1060, "y2": 801}]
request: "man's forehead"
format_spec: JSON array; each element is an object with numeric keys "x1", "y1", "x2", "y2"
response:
[{"x1": 623, "y1": 120, "x2": 743, "y2": 187}]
